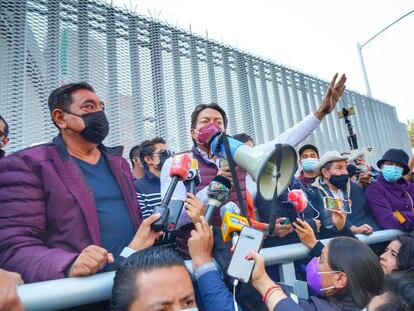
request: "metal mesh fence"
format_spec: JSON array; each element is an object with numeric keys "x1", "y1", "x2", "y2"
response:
[{"x1": 0, "y1": 0, "x2": 411, "y2": 164}]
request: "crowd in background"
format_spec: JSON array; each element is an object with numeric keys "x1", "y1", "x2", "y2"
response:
[{"x1": 1, "y1": 73, "x2": 414, "y2": 311}]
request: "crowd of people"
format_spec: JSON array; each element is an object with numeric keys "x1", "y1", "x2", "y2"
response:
[{"x1": 1, "y1": 73, "x2": 414, "y2": 311}]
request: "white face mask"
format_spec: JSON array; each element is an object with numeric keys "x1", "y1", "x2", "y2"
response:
[{"x1": 181, "y1": 308, "x2": 198, "y2": 311}]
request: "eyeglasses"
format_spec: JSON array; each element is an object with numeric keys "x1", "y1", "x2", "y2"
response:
[{"x1": 0, "y1": 131, "x2": 6, "y2": 139}]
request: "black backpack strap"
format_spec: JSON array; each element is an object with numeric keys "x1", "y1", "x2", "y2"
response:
[
  {"x1": 221, "y1": 134, "x2": 247, "y2": 217},
  {"x1": 267, "y1": 144, "x2": 283, "y2": 235}
]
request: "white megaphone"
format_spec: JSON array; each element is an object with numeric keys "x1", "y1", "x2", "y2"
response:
[{"x1": 209, "y1": 133, "x2": 297, "y2": 200}]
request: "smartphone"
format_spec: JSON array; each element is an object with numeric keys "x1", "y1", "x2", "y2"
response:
[
  {"x1": 323, "y1": 197, "x2": 352, "y2": 214},
  {"x1": 338, "y1": 107, "x2": 355, "y2": 118},
  {"x1": 227, "y1": 226, "x2": 264, "y2": 283},
  {"x1": 281, "y1": 201, "x2": 301, "y2": 224}
]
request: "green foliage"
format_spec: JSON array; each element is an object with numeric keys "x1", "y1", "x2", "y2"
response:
[{"x1": 407, "y1": 119, "x2": 414, "y2": 148}]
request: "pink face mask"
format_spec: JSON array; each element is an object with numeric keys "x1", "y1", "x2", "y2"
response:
[{"x1": 195, "y1": 122, "x2": 223, "y2": 148}]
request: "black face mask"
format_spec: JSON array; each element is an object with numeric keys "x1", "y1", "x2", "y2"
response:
[
  {"x1": 157, "y1": 150, "x2": 172, "y2": 170},
  {"x1": 329, "y1": 174, "x2": 349, "y2": 190},
  {"x1": 66, "y1": 110, "x2": 109, "y2": 145}
]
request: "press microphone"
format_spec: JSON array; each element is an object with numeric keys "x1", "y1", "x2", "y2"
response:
[
  {"x1": 184, "y1": 158, "x2": 200, "y2": 194},
  {"x1": 220, "y1": 201, "x2": 249, "y2": 245},
  {"x1": 287, "y1": 189, "x2": 308, "y2": 214},
  {"x1": 151, "y1": 153, "x2": 192, "y2": 231},
  {"x1": 282, "y1": 189, "x2": 308, "y2": 223},
  {"x1": 204, "y1": 175, "x2": 232, "y2": 224}
]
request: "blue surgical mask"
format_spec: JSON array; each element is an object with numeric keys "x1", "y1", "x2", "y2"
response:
[
  {"x1": 356, "y1": 164, "x2": 368, "y2": 173},
  {"x1": 302, "y1": 158, "x2": 318, "y2": 172},
  {"x1": 382, "y1": 165, "x2": 403, "y2": 182}
]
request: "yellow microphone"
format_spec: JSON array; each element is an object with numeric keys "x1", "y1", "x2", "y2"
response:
[{"x1": 220, "y1": 202, "x2": 249, "y2": 243}]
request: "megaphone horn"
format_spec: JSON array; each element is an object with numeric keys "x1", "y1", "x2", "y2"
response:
[{"x1": 210, "y1": 134, "x2": 297, "y2": 200}]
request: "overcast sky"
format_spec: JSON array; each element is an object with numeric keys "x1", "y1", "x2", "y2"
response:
[{"x1": 113, "y1": 0, "x2": 413, "y2": 124}]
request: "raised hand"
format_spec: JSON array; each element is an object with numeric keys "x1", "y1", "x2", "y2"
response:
[{"x1": 315, "y1": 73, "x2": 347, "y2": 120}]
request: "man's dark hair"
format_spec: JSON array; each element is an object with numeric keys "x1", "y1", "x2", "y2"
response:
[
  {"x1": 48, "y1": 82, "x2": 95, "y2": 113},
  {"x1": 298, "y1": 144, "x2": 319, "y2": 157},
  {"x1": 129, "y1": 144, "x2": 141, "y2": 168},
  {"x1": 395, "y1": 235, "x2": 414, "y2": 272},
  {"x1": 190, "y1": 103, "x2": 228, "y2": 129},
  {"x1": 0, "y1": 115, "x2": 9, "y2": 136},
  {"x1": 233, "y1": 132, "x2": 254, "y2": 144},
  {"x1": 139, "y1": 137, "x2": 166, "y2": 169},
  {"x1": 327, "y1": 237, "x2": 384, "y2": 308},
  {"x1": 111, "y1": 246, "x2": 186, "y2": 311}
]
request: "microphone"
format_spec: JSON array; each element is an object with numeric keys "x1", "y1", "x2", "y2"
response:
[
  {"x1": 220, "y1": 202, "x2": 249, "y2": 245},
  {"x1": 151, "y1": 153, "x2": 192, "y2": 231},
  {"x1": 184, "y1": 158, "x2": 200, "y2": 194},
  {"x1": 282, "y1": 189, "x2": 308, "y2": 223},
  {"x1": 204, "y1": 175, "x2": 232, "y2": 224},
  {"x1": 287, "y1": 189, "x2": 308, "y2": 214}
]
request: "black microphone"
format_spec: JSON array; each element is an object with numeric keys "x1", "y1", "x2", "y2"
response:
[
  {"x1": 204, "y1": 175, "x2": 232, "y2": 224},
  {"x1": 151, "y1": 153, "x2": 191, "y2": 231},
  {"x1": 183, "y1": 159, "x2": 200, "y2": 195}
]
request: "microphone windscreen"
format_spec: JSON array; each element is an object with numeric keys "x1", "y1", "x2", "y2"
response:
[
  {"x1": 169, "y1": 153, "x2": 192, "y2": 180},
  {"x1": 287, "y1": 189, "x2": 308, "y2": 213},
  {"x1": 220, "y1": 201, "x2": 241, "y2": 219},
  {"x1": 211, "y1": 175, "x2": 232, "y2": 190},
  {"x1": 207, "y1": 176, "x2": 231, "y2": 207}
]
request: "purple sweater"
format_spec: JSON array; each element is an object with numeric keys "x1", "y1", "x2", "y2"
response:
[
  {"x1": 0, "y1": 135, "x2": 142, "y2": 283},
  {"x1": 365, "y1": 174, "x2": 414, "y2": 230}
]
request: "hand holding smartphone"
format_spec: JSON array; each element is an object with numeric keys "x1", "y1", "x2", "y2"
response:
[
  {"x1": 227, "y1": 226, "x2": 264, "y2": 283},
  {"x1": 323, "y1": 197, "x2": 352, "y2": 214},
  {"x1": 281, "y1": 201, "x2": 302, "y2": 224}
]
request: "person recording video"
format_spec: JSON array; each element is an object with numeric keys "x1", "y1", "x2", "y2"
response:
[{"x1": 311, "y1": 151, "x2": 380, "y2": 236}]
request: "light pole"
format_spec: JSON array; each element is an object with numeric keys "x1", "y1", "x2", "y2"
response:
[{"x1": 357, "y1": 9, "x2": 414, "y2": 97}]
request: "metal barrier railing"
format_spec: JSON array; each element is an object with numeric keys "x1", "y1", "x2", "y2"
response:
[{"x1": 18, "y1": 229, "x2": 403, "y2": 311}]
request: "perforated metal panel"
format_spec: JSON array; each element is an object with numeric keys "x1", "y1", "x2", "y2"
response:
[{"x1": 0, "y1": 0, "x2": 411, "y2": 163}]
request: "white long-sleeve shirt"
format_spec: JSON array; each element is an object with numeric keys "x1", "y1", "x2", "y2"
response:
[{"x1": 160, "y1": 113, "x2": 321, "y2": 225}]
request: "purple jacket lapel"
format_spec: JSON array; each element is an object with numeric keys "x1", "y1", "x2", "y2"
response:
[
  {"x1": 104, "y1": 151, "x2": 141, "y2": 229},
  {"x1": 51, "y1": 140, "x2": 102, "y2": 245}
]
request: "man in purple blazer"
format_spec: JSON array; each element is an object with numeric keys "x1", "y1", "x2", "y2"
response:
[{"x1": 0, "y1": 83, "x2": 161, "y2": 283}]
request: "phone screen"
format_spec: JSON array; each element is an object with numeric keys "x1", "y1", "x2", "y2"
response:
[
  {"x1": 323, "y1": 197, "x2": 352, "y2": 214},
  {"x1": 227, "y1": 226, "x2": 264, "y2": 283}
]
